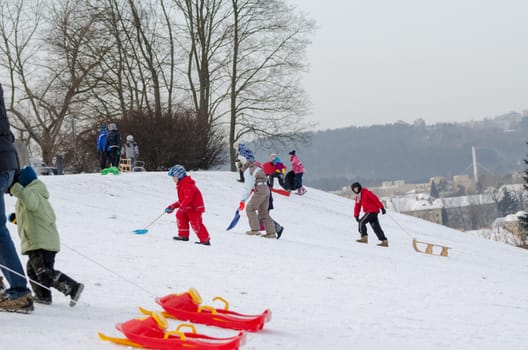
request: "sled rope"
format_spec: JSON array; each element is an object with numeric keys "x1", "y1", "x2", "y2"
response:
[
  {"x1": 0, "y1": 262, "x2": 52, "y2": 292},
  {"x1": 385, "y1": 212, "x2": 413, "y2": 239},
  {"x1": 385, "y1": 212, "x2": 451, "y2": 257},
  {"x1": 62, "y1": 242, "x2": 156, "y2": 298}
]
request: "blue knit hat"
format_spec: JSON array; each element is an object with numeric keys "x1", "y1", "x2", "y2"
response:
[
  {"x1": 18, "y1": 166, "x2": 38, "y2": 186},
  {"x1": 168, "y1": 165, "x2": 187, "y2": 179},
  {"x1": 237, "y1": 143, "x2": 255, "y2": 162}
]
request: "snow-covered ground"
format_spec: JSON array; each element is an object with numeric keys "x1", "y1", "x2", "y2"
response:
[{"x1": 1, "y1": 171, "x2": 527, "y2": 349}]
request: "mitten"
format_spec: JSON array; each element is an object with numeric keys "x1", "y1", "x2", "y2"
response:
[
  {"x1": 355, "y1": 216, "x2": 360, "y2": 223},
  {"x1": 381, "y1": 208, "x2": 386, "y2": 215},
  {"x1": 239, "y1": 201, "x2": 245, "y2": 211},
  {"x1": 165, "y1": 206, "x2": 175, "y2": 214},
  {"x1": 8, "y1": 213, "x2": 16, "y2": 225}
]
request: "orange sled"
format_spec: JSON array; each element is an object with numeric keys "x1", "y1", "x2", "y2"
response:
[
  {"x1": 99, "y1": 312, "x2": 246, "y2": 350},
  {"x1": 155, "y1": 288, "x2": 271, "y2": 332}
]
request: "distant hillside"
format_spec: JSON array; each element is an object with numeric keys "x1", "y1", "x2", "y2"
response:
[{"x1": 252, "y1": 112, "x2": 528, "y2": 191}]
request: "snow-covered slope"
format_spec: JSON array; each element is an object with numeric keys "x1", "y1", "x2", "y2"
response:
[{"x1": 1, "y1": 171, "x2": 527, "y2": 349}]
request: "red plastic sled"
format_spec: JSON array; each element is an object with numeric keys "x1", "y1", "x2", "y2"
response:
[
  {"x1": 262, "y1": 161, "x2": 276, "y2": 176},
  {"x1": 271, "y1": 188, "x2": 291, "y2": 197},
  {"x1": 155, "y1": 288, "x2": 271, "y2": 332},
  {"x1": 100, "y1": 312, "x2": 246, "y2": 350}
]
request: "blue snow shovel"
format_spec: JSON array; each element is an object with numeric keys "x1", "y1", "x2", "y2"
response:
[
  {"x1": 226, "y1": 209, "x2": 241, "y2": 231},
  {"x1": 133, "y1": 212, "x2": 165, "y2": 234}
]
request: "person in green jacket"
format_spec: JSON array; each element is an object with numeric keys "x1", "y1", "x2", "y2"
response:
[{"x1": 9, "y1": 166, "x2": 84, "y2": 306}]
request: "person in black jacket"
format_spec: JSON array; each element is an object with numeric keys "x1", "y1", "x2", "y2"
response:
[
  {"x1": 105, "y1": 123, "x2": 121, "y2": 168},
  {"x1": 0, "y1": 83, "x2": 34, "y2": 313}
]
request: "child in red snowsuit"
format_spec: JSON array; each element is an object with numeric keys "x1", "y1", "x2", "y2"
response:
[
  {"x1": 165, "y1": 165, "x2": 211, "y2": 245},
  {"x1": 351, "y1": 182, "x2": 388, "y2": 247}
]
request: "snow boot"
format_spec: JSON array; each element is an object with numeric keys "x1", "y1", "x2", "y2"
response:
[
  {"x1": 261, "y1": 232, "x2": 276, "y2": 239},
  {"x1": 356, "y1": 235, "x2": 368, "y2": 244},
  {"x1": 33, "y1": 295, "x2": 52, "y2": 305},
  {"x1": 0, "y1": 293, "x2": 33, "y2": 313},
  {"x1": 246, "y1": 230, "x2": 261, "y2": 236},
  {"x1": 275, "y1": 223, "x2": 284, "y2": 239},
  {"x1": 377, "y1": 240, "x2": 389, "y2": 247},
  {"x1": 173, "y1": 236, "x2": 189, "y2": 241},
  {"x1": 52, "y1": 271, "x2": 83, "y2": 307},
  {"x1": 195, "y1": 241, "x2": 211, "y2": 246},
  {"x1": 69, "y1": 283, "x2": 84, "y2": 307}
]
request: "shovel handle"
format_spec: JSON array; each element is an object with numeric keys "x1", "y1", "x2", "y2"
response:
[{"x1": 143, "y1": 212, "x2": 166, "y2": 229}]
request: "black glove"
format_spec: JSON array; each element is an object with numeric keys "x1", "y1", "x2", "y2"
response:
[
  {"x1": 355, "y1": 216, "x2": 360, "y2": 223},
  {"x1": 8, "y1": 213, "x2": 16, "y2": 225},
  {"x1": 381, "y1": 208, "x2": 386, "y2": 215}
]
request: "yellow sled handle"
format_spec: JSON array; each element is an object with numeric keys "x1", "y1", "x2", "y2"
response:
[
  {"x1": 176, "y1": 323, "x2": 197, "y2": 334},
  {"x1": 198, "y1": 305, "x2": 217, "y2": 315},
  {"x1": 212, "y1": 296, "x2": 230, "y2": 310},
  {"x1": 152, "y1": 311, "x2": 168, "y2": 330},
  {"x1": 188, "y1": 287, "x2": 202, "y2": 304},
  {"x1": 164, "y1": 331, "x2": 186, "y2": 341}
]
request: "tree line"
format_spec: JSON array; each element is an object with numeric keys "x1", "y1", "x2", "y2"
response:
[{"x1": 0, "y1": 0, "x2": 314, "y2": 171}]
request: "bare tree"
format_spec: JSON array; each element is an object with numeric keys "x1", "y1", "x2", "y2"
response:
[
  {"x1": 0, "y1": 0, "x2": 110, "y2": 163},
  {"x1": 171, "y1": 0, "x2": 232, "y2": 128},
  {"x1": 227, "y1": 0, "x2": 315, "y2": 169}
]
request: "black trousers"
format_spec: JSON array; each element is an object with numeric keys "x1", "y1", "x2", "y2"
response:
[
  {"x1": 108, "y1": 147, "x2": 120, "y2": 167},
  {"x1": 26, "y1": 249, "x2": 79, "y2": 299},
  {"x1": 358, "y1": 212, "x2": 387, "y2": 241}
]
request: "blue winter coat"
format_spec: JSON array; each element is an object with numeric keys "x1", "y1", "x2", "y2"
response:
[{"x1": 97, "y1": 129, "x2": 107, "y2": 152}]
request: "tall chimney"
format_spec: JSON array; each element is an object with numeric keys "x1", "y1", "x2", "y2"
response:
[{"x1": 472, "y1": 146, "x2": 478, "y2": 183}]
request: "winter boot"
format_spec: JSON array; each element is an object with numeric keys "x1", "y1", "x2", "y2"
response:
[
  {"x1": 246, "y1": 230, "x2": 261, "y2": 236},
  {"x1": 53, "y1": 271, "x2": 83, "y2": 307},
  {"x1": 275, "y1": 222, "x2": 284, "y2": 239},
  {"x1": 194, "y1": 241, "x2": 211, "y2": 246},
  {"x1": 0, "y1": 293, "x2": 34, "y2": 314},
  {"x1": 33, "y1": 294, "x2": 52, "y2": 305},
  {"x1": 261, "y1": 232, "x2": 277, "y2": 239},
  {"x1": 173, "y1": 236, "x2": 189, "y2": 241},
  {"x1": 69, "y1": 283, "x2": 84, "y2": 307},
  {"x1": 377, "y1": 240, "x2": 389, "y2": 247},
  {"x1": 356, "y1": 235, "x2": 368, "y2": 244}
]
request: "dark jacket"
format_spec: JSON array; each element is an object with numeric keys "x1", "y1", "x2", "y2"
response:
[
  {"x1": 0, "y1": 84, "x2": 19, "y2": 171},
  {"x1": 105, "y1": 129, "x2": 121, "y2": 150}
]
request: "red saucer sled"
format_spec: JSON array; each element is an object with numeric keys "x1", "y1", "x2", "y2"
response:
[
  {"x1": 151, "y1": 288, "x2": 271, "y2": 332},
  {"x1": 98, "y1": 311, "x2": 246, "y2": 350}
]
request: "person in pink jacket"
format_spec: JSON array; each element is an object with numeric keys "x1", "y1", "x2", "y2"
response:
[
  {"x1": 165, "y1": 165, "x2": 211, "y2": 245},
  {"x1": 351, "y1": 182, "x2": 388, "y2": 247},
  {"x1": 288, "y1": 150, "x2": 306, "y2": 195}
]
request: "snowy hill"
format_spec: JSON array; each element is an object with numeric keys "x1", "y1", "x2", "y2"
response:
[{"x1": 1, "y1": 171, "x2": 527, "y2": 350}]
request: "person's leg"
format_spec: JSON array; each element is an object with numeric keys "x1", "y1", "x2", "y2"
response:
[
  {"x1": 26, "y1": 250, "x2": 52, "y2": 301},
  {"x1": 358, "y1": 213, "x2": 370, "y2": 236},
  {"x1": 188, "y1": 211, "x2": 210, "y2": 243},
  {"x1": 256, "y1": 189, "x2": 276, "y2": 238},
  {"x1": 246, "y1": 191, "x2": 266, "y2": 232},
  {"x1": 293, "y1": 173, "x2": 301, "y2": 190},
  {"x1": 112, "y1": 148, "x2": 120, "y2": 167},
  {"x1": 0, "y1": 170, "x2": 31, "y2": 299},
  {"x1": 175, "y1": 209, "x2": 190, "y2": 239},
  {"x1": 278, "y1": 174, "x2": 287, "y2": 190},
  {"x1": 369, "y1": 214, "x2": 388, "y2": 241}
]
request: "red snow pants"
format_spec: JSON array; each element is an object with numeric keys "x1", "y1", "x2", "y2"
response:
[{"x1": 176, "y1": 209, "x2": 210, "y2": 243}]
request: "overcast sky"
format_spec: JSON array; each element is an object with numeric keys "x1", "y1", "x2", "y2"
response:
[{"x1": 291, "y1": 0, "x2": 528, "y2": 130}]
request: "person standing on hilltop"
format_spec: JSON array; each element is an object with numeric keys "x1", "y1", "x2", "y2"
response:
[{"x1": 351, "y1": 182, "x2": 388, "y2": 247}]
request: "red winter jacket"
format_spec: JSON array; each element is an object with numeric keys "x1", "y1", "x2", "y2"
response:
[
  {"x1": 354, "y1": 188, "x2": 384, "y2": 218},
  {"x1": 168, "y1": 176, "x2": 205, "y2": 213}
]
